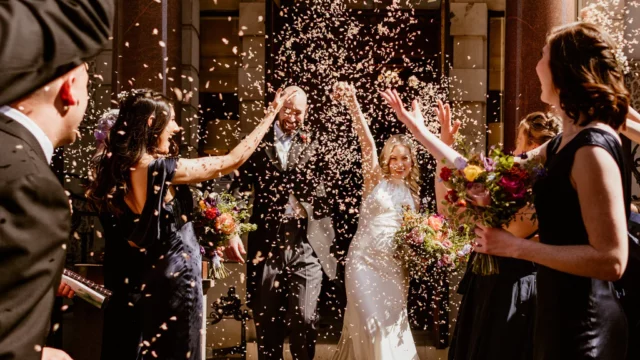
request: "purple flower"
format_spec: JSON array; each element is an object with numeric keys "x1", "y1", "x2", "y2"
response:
[
  {"x1": 481, "y1": 154, "x2": 495, "y2": 172},
  {"x1": 94, "y1": 109, "x2": 118, "y2": 144},
  {"x1": 204, "y1": 196, "x2": 217, "y2": 207},
  {"x1": 454, "y1": 157, "x2": 467, "y2": 170},
  {"x1": 200, "y1": 245, "x2": 205, "y2": 255}
]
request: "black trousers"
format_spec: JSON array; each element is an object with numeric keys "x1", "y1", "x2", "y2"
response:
[{"x1": 254, "y1": 218, "x2": 323, "y2": 360}]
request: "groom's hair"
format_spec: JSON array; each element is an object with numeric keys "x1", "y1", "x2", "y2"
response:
[{"x1": 283, "y1": 85, "x2": 308, "y2": 104}]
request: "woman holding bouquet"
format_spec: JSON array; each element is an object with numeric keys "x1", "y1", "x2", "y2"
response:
[
  {"x1": 383, "y1": 22, "x2": 630, "y2": 359},
  {"x1": 331, "y1": 82, "x2": 421, "y2": 360},
  {"x1": 88, "y1": 88, "x2": 294, "y2": 360},
  {"x1": 434, "y1": 108, "x2": 561, "y2": 360}
]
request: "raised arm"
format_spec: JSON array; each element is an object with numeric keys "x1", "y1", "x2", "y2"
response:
[
  {"x1": 381, "y1": 89, "x2": 464, "y2": 165},
  {"x1": 334, "y1": 82, "x2": 382, "y2": 197},
  {"x1": 380, "y1": 88, "x2": 548, "y2": 166},
  {"x1": 0, "y1": 0, "x2": 115, "y2": 105},
  {"x1": 172, "y1": 89, "x2": 292, "y2": 184}
]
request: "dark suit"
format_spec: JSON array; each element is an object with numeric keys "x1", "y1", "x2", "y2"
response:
[
  {"x1": 0, "y1": 115, "x2": 70, "y2": 359},
  {"x1": 232, "y1": 126, "x2": 333, "y2": 360},
  {"x1": 0, "y1": 1, "x2": 113, "y2": 359}
]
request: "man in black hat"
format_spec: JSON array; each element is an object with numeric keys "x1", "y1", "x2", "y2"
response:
[{"x1": 0, "y1": 1, "x2": 114, "y2": 359}]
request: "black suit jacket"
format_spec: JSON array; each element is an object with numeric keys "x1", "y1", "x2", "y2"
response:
[
  {"x1": 232, "y1": 126, "x2": 332, "y2": 255},
  {"x1": 0, "y1": 114, "x2": 71, "y2": 359},
  {"x1": 0, "y1": 0, "x2": 114, "y2": 105}
]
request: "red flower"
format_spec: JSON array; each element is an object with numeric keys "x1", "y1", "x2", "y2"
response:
[
  {"x1": 455, "y1": 199, "x2": 467, "y2": 207},
  {"x1": 300, "y1": 134, "x2": 310, "y2": 143},
  {"x1": 204, "y1": 208, "x2": 220, "y2": 220},
  {"x1": 498, "y1": 167, "x2": 529, "y2": 200},
  {"x1": 440, "y1": 167, "x2": 453, "y2": 182},
  {"x1": 444, "y1": 189, "x2": 458, "y2": 203}
]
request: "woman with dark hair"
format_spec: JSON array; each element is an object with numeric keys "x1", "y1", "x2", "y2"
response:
[
  {"x1": 383, "y1": 22, "x2": 630, "y2": 359},
  {"x1": 88, "y1": 88, "x2": 294, "y2": 360},
  {"x1": 437, "y1": 108, "x2": 561, "y2": 360}
]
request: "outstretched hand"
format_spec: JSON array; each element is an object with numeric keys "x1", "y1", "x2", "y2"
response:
[
  {"x1": 379, "y1": 89, "x2": 427, "y2": 130},
  {"x1": 435, "y1": 99, "x2": 461, "y2": 146}
]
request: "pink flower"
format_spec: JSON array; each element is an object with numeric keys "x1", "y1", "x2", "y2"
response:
[
  {"x1": 442, "y1": 240, "x2": 453, "y2": 248},
  {"x1": 215, "y1": 213, "x2": 236, "y2": 235},
  {"x1": 405, "y1": 228, "x2": 424, "y2": 245},
  {"x1": 425, "y1": 215, "x2": 444, "y2": 231},
  {"x1": 466, "y1": 183, "x2": 491, "y2": 207},
  {"x1": 441, "y1": 254, "x2": 452, "y2": 265}
]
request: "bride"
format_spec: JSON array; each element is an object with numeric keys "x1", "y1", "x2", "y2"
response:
[{"x1": 331, "y1": 82, "x2": 421, "y2": 360}]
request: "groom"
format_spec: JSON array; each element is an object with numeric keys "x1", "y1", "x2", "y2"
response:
[{"x1": 230, "y1": 86, "x2": 336, "y2": 360}]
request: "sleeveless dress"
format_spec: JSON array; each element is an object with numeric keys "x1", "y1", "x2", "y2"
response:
[
  {"x1": 449, "y1": 247, "x2": 537, "y2": 359},
  {"x1": 533, "y1": 128, "x2": 627, "y2": 359},
  {"x1": 100, "y1": 157, "x2": 203, "y2": 360},
  {"x1": 333, "y1": 179, "x2": 419, "y2": 360}
]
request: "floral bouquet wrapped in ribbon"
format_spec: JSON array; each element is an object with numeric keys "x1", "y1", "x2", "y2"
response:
[
  {"x1": 192, "y1": 190, "x2": 257, "y2": 279},
  {"x1": 439, "y1": 147, "x2": 543, "y2": 275},
  {"x1": 394, "y1": 208, "x2": 474, "y2": 279}
]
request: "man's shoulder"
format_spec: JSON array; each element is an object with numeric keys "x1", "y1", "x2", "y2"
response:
[{"x1": 0, "y1": 129, "x2": 50, "y2": 183}]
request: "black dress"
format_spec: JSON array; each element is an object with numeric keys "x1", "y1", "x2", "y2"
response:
[
  {"x1": 100, "y1": 158, "x2": 203, "y2": 360},
  {"x1": 449, "y1": 251, "x2": 537, "y2": 360},
  {"x1": 533, "y1": 128, "x2": 627, "y2": 359}
]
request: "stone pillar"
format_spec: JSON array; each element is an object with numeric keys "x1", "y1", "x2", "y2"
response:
[
  {"x1": 111, "y1": 0, "x2": 182, "y2": 95},
  {"x1": 449, "y1": 1, "x2": 489, "y2": 153},
  {"x1": 503, "y1": 0, "x2": 576, "y2": 151},
  {"x1": 181, "y1": 0, "x2": 200, "y2": 158},
  {"x1": 239, "y1": 2, "x2": 267, "y2": 137}
]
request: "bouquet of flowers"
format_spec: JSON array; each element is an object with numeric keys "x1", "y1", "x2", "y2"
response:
[
  {"x1": 439, "y1": 147, "x2": 543, "y2": 275},
  {"x1": 394, "y1": 208, "x2": 474, "y2": 279},
  {"x1": 192, "y1": 190, "x2": 257, "y2": 279}
]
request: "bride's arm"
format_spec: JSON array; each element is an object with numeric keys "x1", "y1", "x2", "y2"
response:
[
  {"x1": 172, "y1": 89, "x2": 293, "y2": 184},
  {"x1": 337, "y1": 83, "x2": 382, "y2": 197}
]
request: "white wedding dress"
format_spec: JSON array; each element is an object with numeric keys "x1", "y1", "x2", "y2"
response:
[{"x1": 333, "y1": 178, "x2": 420, "y2": 360}]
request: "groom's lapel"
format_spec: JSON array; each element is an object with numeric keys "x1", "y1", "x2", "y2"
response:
[
  {"x1": 264, "y1": 126, "x2": 284, "y2": 172},
  {"x1": 286, "y1": 129, "x2": 312, "y2": 170}
]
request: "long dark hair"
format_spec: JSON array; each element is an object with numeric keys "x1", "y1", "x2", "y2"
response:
[
  {"x1": 87, "y1": 89, "x2": 175, "y2": 214},
  {"x1": 547, "y1": 22, "x2": 629, "y2": 129}
]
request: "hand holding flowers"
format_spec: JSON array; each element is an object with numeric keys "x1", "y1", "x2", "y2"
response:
[
  {"x1": 439, "y1": 146, "x2": 542, "y2": 275},
  {"x1": 193, "y1": 190, "x2": 257, "y2": 279}
]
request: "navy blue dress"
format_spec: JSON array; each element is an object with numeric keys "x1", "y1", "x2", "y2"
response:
[
  {"x1": 100, "y1": 157, "x2": 203, "y2": 360},
  {"x1": 533, "y1": 128, "x2": 627, "y2": 359},
  {"x1": 449, "y1": 251, "x2": 537, "y2": 360}
]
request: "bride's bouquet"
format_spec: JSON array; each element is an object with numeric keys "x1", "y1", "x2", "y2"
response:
[
  {"x1": 192, "y1": 190, "x2": 257, "y2": 279},
  {"x1": 439, "y1": 147, "x2": 543, "y2": 275},
  {"x1": 394, "y1": 208, "x2": 473, "y2": 279}
]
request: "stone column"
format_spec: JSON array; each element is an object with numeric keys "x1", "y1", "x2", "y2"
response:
[
  {"x1": 503, "y1": 0, "x2": 576, "y2": 151},
  {"x1": 239, "y1": 2, "x2": 267, "y2": 138},
  {"x1": 111, "y1": 0, "x2": 182, "y2": 95},
  {"x1": 450, "y1": 1, "x2": 489, "y2": 153},
  {"x1": 181, "y1": 0, "x2": 201, "y2": 158}
]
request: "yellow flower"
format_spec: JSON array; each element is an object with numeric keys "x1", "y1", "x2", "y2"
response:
[
  {"x1": 199, "y1": 200, "x2": 206, "y2": 210},
  {"x1": 463, "y1": 165, "x2": 484, "y2": 182}
]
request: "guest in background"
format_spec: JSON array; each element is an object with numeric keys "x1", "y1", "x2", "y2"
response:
[{"x1": 0, "y1": 1, "x2": 114, "y2": 359}]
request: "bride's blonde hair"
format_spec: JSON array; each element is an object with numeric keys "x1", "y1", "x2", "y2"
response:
[{"x1": 379, "y1": 134, "x2": 421, "y2": 197}]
